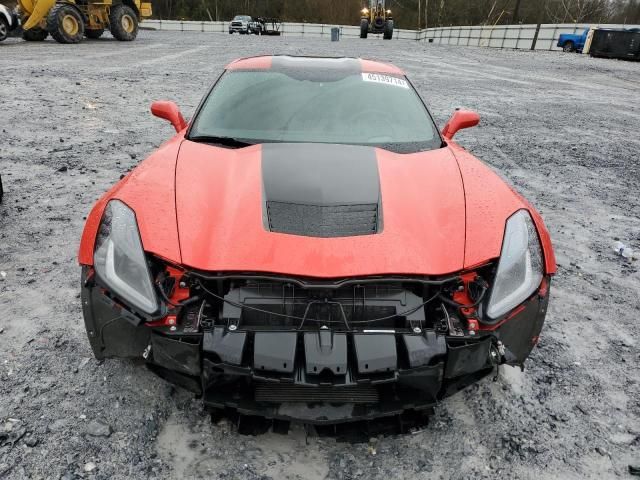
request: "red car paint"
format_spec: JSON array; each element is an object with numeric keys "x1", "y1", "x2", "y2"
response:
[
  {"x1": 78, "y1": 57, "x2": 556, "y2": 281},
  {"x1": 226, "y1": 55, "x2": 405, "y2": 75},
  {"x1": 172, "y1": 141, "x2": 465, "y2": 277},
  {"x1": 448, "y1": 141, "x2": 556, "y2": 274},
  {"x1": 78, "y1": 136, "x2": 555, "y2": 278},
  {"x1": 78, "y1": 135, "x2": 183, "y2": 266}
]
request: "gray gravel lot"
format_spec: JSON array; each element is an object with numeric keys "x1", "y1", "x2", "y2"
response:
[{"x1": 1, "y1": 30, "x2": 639, "y2": 480}]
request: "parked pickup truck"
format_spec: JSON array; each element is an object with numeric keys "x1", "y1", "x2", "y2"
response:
[
  {"x1": 229, "y1": 15, "x2": 261, "y2": 34},
  {"x1": 557, "y1": 28, "x2": 590, "y2": 52}
]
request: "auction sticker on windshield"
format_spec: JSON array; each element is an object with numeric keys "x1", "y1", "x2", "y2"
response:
[{"x1": 362, "y1": 73, "x2": 409, "y2": 88}]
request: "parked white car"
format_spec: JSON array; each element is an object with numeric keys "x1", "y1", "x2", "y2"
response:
[{"x1": 0, "y1": 4, "x2": 18, "y2": 42}]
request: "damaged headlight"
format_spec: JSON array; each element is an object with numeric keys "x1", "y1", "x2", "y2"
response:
[
  {"x1": 486, "y1": 209, "x2": 543, "y2": 319},
  {"x1": 93, "y1": 200, "x2": 158, "y2": 315}
]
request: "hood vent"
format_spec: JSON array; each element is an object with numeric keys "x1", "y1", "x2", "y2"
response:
[
  {"x1": 261, "y1": 143, "x2": 383, "y2": 239},
  {"x1": 267, "y1": 202, "x2": 379, "y2": 238}
]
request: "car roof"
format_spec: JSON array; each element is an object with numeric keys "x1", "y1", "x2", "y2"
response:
[{"x1": 226, "y1": 55, "x2": 405, "y2": 75}]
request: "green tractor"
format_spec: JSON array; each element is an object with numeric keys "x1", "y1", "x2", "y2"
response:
[{"x1": 360, "y1": 0, "x2": 393, "y2": 40}]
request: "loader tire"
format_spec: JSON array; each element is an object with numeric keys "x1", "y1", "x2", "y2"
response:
[
  {"x1": 85, "y1": 28, "x2": 104, "y2": 39},
  {"x1": 22, "y1": 27, "x2": 49, "y2": 41},
  {"x1": 383, "y1": 20, "x2": 393, "y2": 40},
  {"x1": 109, "y1": 4, "x2": 138, "y2": 41},
  {"x1": 360, "y1": 19, "x2": 368, "y2": 38},
  {"x1": 47, "y1": 3, "x2": 84, "y2": 44}
]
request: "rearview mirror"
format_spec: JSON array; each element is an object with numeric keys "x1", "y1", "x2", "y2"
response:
[
  {"x1": 151, "y1": 101, "x2": 187, "y2": 133},
  {"x1": 441, "y1": 109, "x2": 480, "y2": 140}
]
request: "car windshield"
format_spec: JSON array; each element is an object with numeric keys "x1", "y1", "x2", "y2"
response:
[
  {"x1": 234, "y1": 16, "x2": 250, "y2": 21},
  {"x1": 188, "y1": 68, "x2": 441, "y2": 153}
]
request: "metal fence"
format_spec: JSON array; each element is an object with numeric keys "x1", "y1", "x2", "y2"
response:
[
  {"x1": 143, "y1": 20, "x2": 640, "y2": 51},
  {"x1": 143, "y1": 20, "x2": 419, "y2": 40},
  {"x1": 419, "y1": 23, "x2": 639, "y2": 50}
]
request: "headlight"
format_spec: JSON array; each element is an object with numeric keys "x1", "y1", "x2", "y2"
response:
[
  {"x1": 386, "y1": 9, "x2": 392, "y2": 14},
  {"x1": 362, "y1": 8, "x2": 369, "y2": 14},
  {"x1": 486, "y1": 210, "x2": 543, "y2": 319},
  {"x1": 94, "y1": 200, "x2": 158, "y2": 315}
]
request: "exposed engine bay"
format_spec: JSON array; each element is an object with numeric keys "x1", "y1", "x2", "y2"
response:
[{"x1": 82, "y1": 261, "x2": 550, "y2": 432}]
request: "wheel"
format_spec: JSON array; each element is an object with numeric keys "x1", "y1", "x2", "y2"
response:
[
  {"x1": 562, "y1": 41, "x2": 574, "y2": 52},
  {"x1": 47, "y1": 3, "x2": 84, "y2": 44},
  {"x1": 0, "y1": 17, "x2": 8, "y2": 42},
  {"x1": 85, "y1": 28, "x2": 104, "y2": 39},
  {"x1": 229, "y1": 30, "x2": 233, "y2": 34},
  {"x1": 360, "y1": 18, "x2": 368, "y2": 38},
  {"x1": 22, "y1": 27, "x2": 49, "y2": 41},
  {"x1": 109, "y1": 4, "x2": 138, "y2": 41},
  {"x1": 383, "y1": 20, "x2": 394, "y2": 40}
]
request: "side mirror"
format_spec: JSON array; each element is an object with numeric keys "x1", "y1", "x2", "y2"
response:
[
  {"x1": 441, "y1": 109, "x2": 480, "y2": 140},
  {"x1": 150, "y1": 101, "x2": 187, "y2": 133}
]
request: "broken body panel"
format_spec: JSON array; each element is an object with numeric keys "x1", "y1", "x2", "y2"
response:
[{"x1": 82, "y1": 266, "x2": 550, "y2": 424}]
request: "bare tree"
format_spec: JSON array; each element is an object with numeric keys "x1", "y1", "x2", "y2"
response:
[{"x1": 545, "y1": 0, "x2": 612, "y2": 23}]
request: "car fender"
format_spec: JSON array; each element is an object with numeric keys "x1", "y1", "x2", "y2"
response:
[
  {"x1": 449, "y1": 141, "x2": 556, "y2": 275},
  {"x1": 78, "y1": 134, "x2": 184, "y2": 266}
]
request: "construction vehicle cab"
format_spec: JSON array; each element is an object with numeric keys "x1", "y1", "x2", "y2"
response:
[
  {"x1": 360, "y1": 0, "x2": 393, "y2": 40},
  {"x1": 18, "y1": 0, "x2": 152, "y2": 43}
]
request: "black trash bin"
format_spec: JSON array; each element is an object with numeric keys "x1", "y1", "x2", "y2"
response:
[
  {"x1": 589, "y1": 28, "x2": 640, "y2": 61},
  {"x1": 331, "y1": 27, "x2": 340, "y2": 41}
]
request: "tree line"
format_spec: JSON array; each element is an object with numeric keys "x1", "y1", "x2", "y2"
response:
[{"x1": 151, "y1": 0, "x2": 640, "y2": 27}]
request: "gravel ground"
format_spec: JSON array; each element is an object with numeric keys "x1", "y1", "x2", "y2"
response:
[{"x1": 1, "y1": 31, "x2": 639, "y2": 480}]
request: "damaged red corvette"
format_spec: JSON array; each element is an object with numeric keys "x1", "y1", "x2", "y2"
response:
[{"x1": 79, "y1": 56, "x2": 555, "y2": 431}]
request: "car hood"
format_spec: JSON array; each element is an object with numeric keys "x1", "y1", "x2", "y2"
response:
[
  {"x1": 175, "y1": 140, "x2": 468, "y2": 277},
  {"x1": 79, "y1": 138, "x2": 555, "y2": 276}
]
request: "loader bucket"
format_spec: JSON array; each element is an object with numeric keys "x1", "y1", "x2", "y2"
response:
[{"x1": 22, "y1": 0, "x2": 56, "y2": 30}]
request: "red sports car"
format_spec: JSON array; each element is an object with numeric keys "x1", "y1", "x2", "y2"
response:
[{"x1": 79, "y1": 56, "x2": 555, "y2": 430}]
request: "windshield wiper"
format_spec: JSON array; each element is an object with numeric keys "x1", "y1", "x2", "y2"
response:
[{"x1": 188, "y1": 135, "x2": 254, "y2": 148}]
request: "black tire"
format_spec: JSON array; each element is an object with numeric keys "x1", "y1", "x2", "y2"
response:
[
  {"x1": 0, "y1": 17, "x2": 9, "y2": 42},
  {"x1": 360, "y1": 18, "x2": 368, "y2": 38},
  {"x1": 562, "y1": 40, "x2": 574, "y2": 52},
  {"x1": 383, "y1": 20, "x2": 394, "y2": 40},
  {"x1": 109, "y1": 4, "x2": 138, "y2": 41},
  {"x1": 47, "y1": 3, "x2": 85, "y2": 44},
  {"x1": 85, "y1": 28, "x2": 104, "y2": 39},
  {"x1": 22, "y1": 27, "x2": 49, "y2": 41}
]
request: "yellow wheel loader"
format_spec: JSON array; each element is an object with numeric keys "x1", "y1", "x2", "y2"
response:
[
  {"x1": 360, "y1": 0, "x2": 393, "y2": 40},
  {"x1": 18, "y1": 0, "x2": 152, "y2": 43}
]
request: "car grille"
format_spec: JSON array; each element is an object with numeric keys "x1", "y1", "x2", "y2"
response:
[
  {"x1": 255, "y1": 383, "x2": 379, "y2": 404},
  {"x1": 266, "y1": 202, "x2": 379, "y2": 238}
]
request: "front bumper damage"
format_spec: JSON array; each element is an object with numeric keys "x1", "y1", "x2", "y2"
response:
[{"x1": 81, "y1": 267, "x2": 550, "y2": 429}]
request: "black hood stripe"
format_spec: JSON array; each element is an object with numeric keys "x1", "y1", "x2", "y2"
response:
[{"x1": 261, "y1": 143, "x2": 382, "y2": 238}]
